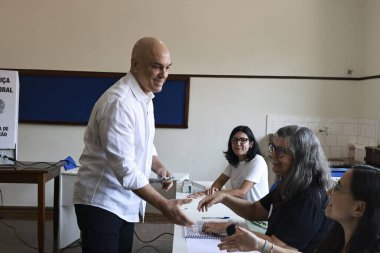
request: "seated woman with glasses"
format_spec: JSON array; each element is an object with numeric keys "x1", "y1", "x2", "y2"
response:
[
  {"x1": 189, "y1": 125, "x2": 269, "y2": 233},
  {"x1": 198, "y1": 125, "x2": 333, "y2": 253},
  {"x1": 216, "y1": 165, "x2": 380, "y2": 253}
]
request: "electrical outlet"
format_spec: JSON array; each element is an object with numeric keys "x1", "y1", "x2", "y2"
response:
[{"x1": 0, "y1": 150, "x2": 6, "y2": 156}]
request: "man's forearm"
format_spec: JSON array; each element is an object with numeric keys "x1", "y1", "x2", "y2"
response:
[
  {"x1": 133, "y1": 184, "x2": 168, "y2": 210},
  {"x1": 151, "y1": 155, "x2": 165, "y2": 174}
]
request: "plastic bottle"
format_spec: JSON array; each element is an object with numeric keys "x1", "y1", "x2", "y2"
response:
[{"x1": 348, "y1": 144, "x2": 355, "y2": 163}]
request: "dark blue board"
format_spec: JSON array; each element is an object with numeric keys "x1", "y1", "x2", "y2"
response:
[{"x1": 18, "y1": 71, "x2": 189, "y2": 128}]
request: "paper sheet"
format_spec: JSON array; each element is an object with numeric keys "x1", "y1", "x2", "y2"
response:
[
  {"x1": 186, "y1": 238, "x2": 225, "y2": 253},
  {"x1": 185, "y1": 238, "x2": 254, "y2": 253}
]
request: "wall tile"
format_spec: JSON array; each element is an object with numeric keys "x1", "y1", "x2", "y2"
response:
[
  {"x1": 342, "y1": 124, "x2": 355, "y2": 135},
  {"x1": 337, "y1": 135, "x2": 349, "y2": 147},
  {"x1": 318, "y1": 135, "x2": 326, "y2": 146},
  {"x1": 331, "y1": 123, "x2": 343, "y2": 135},
  {"x1": 325, "y1": 135, "x2": 337, "y2": 146},
  {"x1": 348, "y1": 135, "x2": 357, "y2": 144},
  {"x1": 322, "y1": 146, "x2": 330, "y2": 158},
  {"x1": 356, "y1": 149, "x2": 365, "y2": 161},
  {"x1": 266, "y1": 115, "x2": 379, "y2": 162},
  {"x1": 359, "y1": 124, "x2": 367, "y2": 137},
  {"x1": 367, "y1": 125, "x2": 376, "y2": 137},
  {"x1": 330, "y1": 147, "x2": 342, "y2": 158},
  {"x1": 357, "y1": 136, "x2": 369, "y2": 146},
  {"x1": 368, "y1": 138, "x2": 377, "y2": 146}
]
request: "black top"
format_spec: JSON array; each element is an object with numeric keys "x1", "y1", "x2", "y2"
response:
[{"x1": 260, "y1": 186, "x2": 333, "y2": 253}]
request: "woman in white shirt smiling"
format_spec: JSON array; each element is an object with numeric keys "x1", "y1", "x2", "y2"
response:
[{"x1": 191, "y1": 125, "x2": 269, "y2": 232}]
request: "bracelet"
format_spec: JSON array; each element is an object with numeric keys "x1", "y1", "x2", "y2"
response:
[{"x1": 260, "y1": 240, "x2": 268, "y2": 253}]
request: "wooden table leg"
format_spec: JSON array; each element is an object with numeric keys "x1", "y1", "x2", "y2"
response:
[
  {"x1": 53, "y1": 175, "x2": 60, "y2": 252},
  {"x1": 37, "y1": 175, "x2": 46, "y2": 253}
]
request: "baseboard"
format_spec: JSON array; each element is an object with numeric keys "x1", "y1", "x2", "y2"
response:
[
  {"x1": 0, "y1": 206, "x2": 54, "y2": 220},
  {"x1": 0, "y1": 206, "x2": 172, "y2": 223}
]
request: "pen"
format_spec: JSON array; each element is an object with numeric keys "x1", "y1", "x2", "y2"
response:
[{"x1": 202, "y1": 216, "x2": 230, "y2": 219}]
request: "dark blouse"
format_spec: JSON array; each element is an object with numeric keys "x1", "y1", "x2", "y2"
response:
[{"x1": 260, "y1": 186, "x2": 333, "y2": 253}]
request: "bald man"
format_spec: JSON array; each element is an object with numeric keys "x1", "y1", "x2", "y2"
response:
[{"x1": 73, "y1": 37, "x2": 194, "y2": 253}]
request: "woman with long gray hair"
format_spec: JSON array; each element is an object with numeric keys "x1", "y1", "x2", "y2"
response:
[{"x1": 198, "y1": 125, "x2": 334, "y2": 253}]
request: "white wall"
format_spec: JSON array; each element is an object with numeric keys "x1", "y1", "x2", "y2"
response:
[
  {"x1": 0, "y1": 0, "x2": 379, "y2": 206},
  {"x1": 363, "y1": 0, "x2": 380, "y2": 76},
  {"x1": 0, "y1": 0, "x2": 363, "y2": 76},
  {"x1": 155, "y1": 78, "x2": 361, "y2": 180},
  {"x1": 361, "y1": 0, "x2": 380, "y2": 139}
]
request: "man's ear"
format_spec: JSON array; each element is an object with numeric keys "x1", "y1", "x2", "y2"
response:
[
  {"x1": 352, "y1": 200, "x2": 366, "y2": 218},
  {"x1": 131, "y1": 58, "x2": 138, "y2": 73}
]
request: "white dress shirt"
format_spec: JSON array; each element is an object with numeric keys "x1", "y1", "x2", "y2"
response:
[{"x1": 73, "y1": 73, "x2": 156, "y2": 222}]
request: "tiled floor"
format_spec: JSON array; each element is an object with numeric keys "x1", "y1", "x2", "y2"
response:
[{"x1": 0, "y1": 216, "x2": 174, "y2": 253}]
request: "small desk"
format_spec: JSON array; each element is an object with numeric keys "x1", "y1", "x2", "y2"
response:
[
  {"x1": 172, "y1": 181, "x2": 245, "y2": 253},
  {"x1": 0, "y1": 162, "x2": 61, "y2": 253}
]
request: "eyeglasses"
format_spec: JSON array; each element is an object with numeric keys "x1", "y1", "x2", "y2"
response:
[
  {"x1": 331, "y1": 181, "x2": 349, "y2": 194},
  {"x1": 231, "y1": 137, "x2": 249, "y2": 145},
  {"x1": 268, "y1": 143, "x2": 289, "y2": 156}
]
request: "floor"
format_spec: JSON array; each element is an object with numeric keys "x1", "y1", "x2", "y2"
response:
[{"x1": 0, "y1": 214, "x2": 174, "y2": 253}]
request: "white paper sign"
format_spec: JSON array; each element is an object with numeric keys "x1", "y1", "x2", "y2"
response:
[{"x1": 0, "y1": 70, "x2": 19, "y2": 150}]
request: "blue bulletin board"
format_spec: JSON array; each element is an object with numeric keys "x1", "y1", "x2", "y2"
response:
[{"x1": 17, "y1": 70, "x2": 190, "y2": 128}]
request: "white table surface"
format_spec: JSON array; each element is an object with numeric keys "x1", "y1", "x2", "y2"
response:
[{"x1": 172, "y1": 181, "x2": 245, "y2": 253}]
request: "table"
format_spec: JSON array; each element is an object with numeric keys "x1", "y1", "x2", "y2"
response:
[
  {"x1": 59, "y1": 168, "x2": 80, "y2": 249},
  {"x1": 172, "y1": 181, "x2": 246, "y2": 253},
  {"x1": 0, "y1": 162, "x2": 61, "y2": 253}
]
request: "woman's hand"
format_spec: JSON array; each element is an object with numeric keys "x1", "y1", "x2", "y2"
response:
[
  {"x1": 197, "y1": 191, "x2": 227, "y2": 212},
  {"x1": 218, "y1": 226, "x2": 259, "y2": 252},
  {"x1": 188, "y1": 187, "x2": 219, "y2": 199},
  {"x1": 205, "y1": 187, "x2": 219, "y2": 195},
  {"x1": 187, "y1": 191, "x2": 206, "y2": 199},
  {"x1": 202, "y1": 222, "x2": 229, "y2": 235}
]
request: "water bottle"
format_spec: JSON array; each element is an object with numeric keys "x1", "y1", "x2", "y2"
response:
[{"x1": 348, "y1": 144, "x2": 355, "y2": 163}]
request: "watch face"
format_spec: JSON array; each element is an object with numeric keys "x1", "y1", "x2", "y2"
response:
[{"x1": 0, "y1": 99, "x2": 4, "y2": 113}]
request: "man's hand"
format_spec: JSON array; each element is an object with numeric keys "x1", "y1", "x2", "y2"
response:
[
  {"x1": 151, "y1": 156, "x2": 173, "y2": 191},
  {"x1": 134, "y1": 184, "x2": 194, "y2": 226},
  {"x1": 155, "y1": 167, "x2": 173, "y2": 191},
  {"x1": 160, "y1": 198, "x2": 195, "y2": 226}
]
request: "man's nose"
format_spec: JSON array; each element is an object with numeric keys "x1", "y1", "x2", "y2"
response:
[{"x1": 159, "y1": 68, "x2": 169, "y2": 78}]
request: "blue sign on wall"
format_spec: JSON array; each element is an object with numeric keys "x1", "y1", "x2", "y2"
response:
[{"x1": 18, "y1": 70, "x2": 189, "y2": 128}]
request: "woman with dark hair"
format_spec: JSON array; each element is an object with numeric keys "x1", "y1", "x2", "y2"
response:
[
  {"x1": 314, "y1": 165, "x2": 380, "y2": 253},
  {"x1": 190, "y1": 125, "x2": 269, "y2": 232},
  {"x1": 198, "y1": 125, "x2": 333, "y2": 253}
]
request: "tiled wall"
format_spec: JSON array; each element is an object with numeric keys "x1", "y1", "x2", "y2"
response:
[{"x1": 266, "y1": 115, "x2": 379, "y2": 162}]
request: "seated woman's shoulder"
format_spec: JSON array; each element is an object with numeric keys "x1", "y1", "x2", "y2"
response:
[{"x1": 304, "y1": 186, "x2": 329, "y2": 206}]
